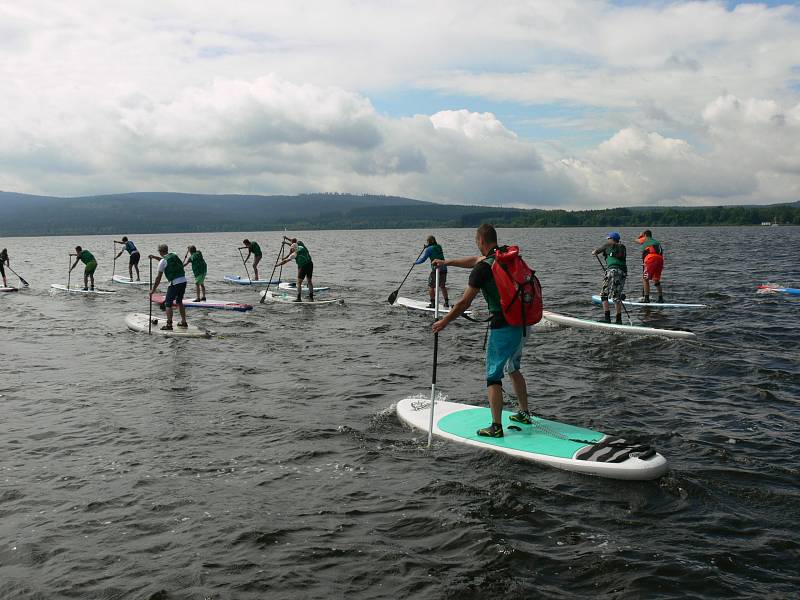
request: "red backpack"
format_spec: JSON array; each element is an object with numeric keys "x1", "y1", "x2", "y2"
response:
[{"x1": 490, "y1": 246, "x2": 543, "y2": 327}]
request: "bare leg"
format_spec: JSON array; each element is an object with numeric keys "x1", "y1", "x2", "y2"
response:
[
  {"x1": 89, "y1": 272, "x2": 94, "y2": 289},
  {"x1": 441, "y1": 283, "x2": 449, "y2": 305},
  {"x1": 509, "y1": 371, "x2": 528, "y2": 413},
  {"x1": 428, "y1": 286, "x2": 435, "y2": 304},
  {"x1": 307, "y1": 276, "x2": 314, "y2": 298},
  {"x1": 488, "y1": 384, "x2": 504, "y2": 424},
  {"x1": 178, "y1": 303, "x2": 187, "y2": 325},
  {"x1": 166, "y1": 305, "x2": 174, "y2": 324},
  {"x1": 200, "y1": 283, "x2": 206, "y2": 299},
  {"x1": 253, "y1": 256, "x2": 261, "y2": 281},
  {"x1": 129, "y1": 263, "x2": 133, "y2": 280},
  {"x1": 643, "y1": 277, "x2": 651, "y2": 298}
]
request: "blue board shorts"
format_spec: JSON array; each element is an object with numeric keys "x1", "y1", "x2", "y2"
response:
[
  {"x1": 164, "y1": 281, "x2": 187, "y2": 307},
  {"x1": 485, "y1": 324, "x2": 527, "y2": 386}
]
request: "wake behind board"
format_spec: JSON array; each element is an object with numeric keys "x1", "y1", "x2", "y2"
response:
[
  {"x1": 125, "y1": 313, "x2": 210, "y2": 338},
  {"x1": 591, "y1": 295, "x2": 707, "y2": 309},
  {"x1": 542, "y1": 310, "x2": 696, "y2": 339},
  {"x1": 112, "y1": 275, "x2": 148, "y2": 285},
  {"x1": 260, "y1": 290, "x2": 344, "y2": 305},
  {"x1": 224, "y1": 275, "x2": 281, "y2": 286},
  {"x1": 51, "y1": 284, "x2": 116, "y2": 295},
  {"x1": 393, "y1": 296, "x2": 472, "y2": 316},
  {"x1": 757, "y1": 284, "x2": 800, "y2": 296},
  {"x1": 396, "y1": 397, "x2": 667, "y2": 481},
  {"x1": 278, "y1": 281, "x2": 330, "y2": 293},
  {"x1": 150, "y1": 294, "x2": 253, "y2": 312},
  {"x1": 0, "y1": 287, "x2": 19, "y2": 292}
]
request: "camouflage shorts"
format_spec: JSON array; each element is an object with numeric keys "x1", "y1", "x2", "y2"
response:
[{"x1": 601, "y1": 267, "x2": 626, "y2": 301}]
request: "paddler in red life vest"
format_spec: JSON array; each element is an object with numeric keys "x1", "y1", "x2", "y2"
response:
[
  {"x1": 637, "y1": 229, "x2": 664, "y2": 303},
  {"x1": 148, "y1": 244, "x2": 189, "y2": 330},
  {"x1": 414, "y1": 235, "x2": 450, "y2": 308},
  {"x1": 592, "y1": 232, "x2": 627, "y2": 324},
  {"x1": 431, "y1": 224, "x2": 532, "y2": 439}
]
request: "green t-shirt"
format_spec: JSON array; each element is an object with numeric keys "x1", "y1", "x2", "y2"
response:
[
  {"x1": 250, "y1": 242, "x2": 262, "y2": 257},
  {"x1": 189, "y1": 251, "x2": 207, "y2": 277},
  {"x1": 294, "y1": 242, "x2": 311, "y2": 267},
  {"x1": 78, "y1": 250, "x2": 95, "y2": 264},
  {"x1": 640, "y1": 238, "x2": 663, "y2": 259}
]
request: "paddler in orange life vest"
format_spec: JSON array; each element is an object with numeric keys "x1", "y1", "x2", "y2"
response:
[
  {"x1": 638, "y1": 229, "x2": 664, "y2": 303},
  {"x1": 431, "y1": 224, "x2": 534, "y2": 439}
]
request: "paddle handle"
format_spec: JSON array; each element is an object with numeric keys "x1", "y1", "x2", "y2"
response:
[
  {"x1": 148, "y1": 257, "x2": 153, "y2": 335},
  {"x1": 427, "y1": 267, "x2": 441, "y2": 448}
]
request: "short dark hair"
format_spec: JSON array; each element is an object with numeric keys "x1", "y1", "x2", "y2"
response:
[
  {"x1": 476, "y1": 223, "x2": 497, "y2": 245},
  {"x1": 427, "y1": 235, "x2": 437, "y2": 246},
  {"x1": 243, "y1": 239, "x2": 250, "y2": 245},
  {"x1": 643, "y1": 229, "x2": 652, "y2": 237},
  {"x1": 122, "y1": 236, "x2": 128, "y2": 242},
  {"x1": 75, "y1": 246, "x2": 82, "y2": 252},
  {"x1": 188, "y1": 245, "x2": 197, "y2": 253}
]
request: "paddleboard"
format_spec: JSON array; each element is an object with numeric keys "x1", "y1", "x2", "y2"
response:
[
  {"x1": 591, "y1": 295, "x2": 707, "y2": 309},
  {"x1": 112, "y1": 275, "x2": 148, "y2": 285},
  {"x1": 0, "y1": 287, "x2": 19, "y2": 292},
  {"x1": 51, "y1": 284, "x2": 116, "y2": 295},
  {"x1": 125, "y1": 313, "x2": 209, "y2": 338},
  {"x1": 397, "y1": 397, "x2": 667, "y2": 481},
  {"x1": 260, "y1": 290, "x2": 344, "y2": 305},
  {"x1": 150, "y1": 294, "x2": 253, "y2": 312},
  {"x1": 224, "y1": 275, "x2": 281, "y2": 286},
  {"x1": 278, "y1": 281, "x2": 330, "y2": 293},
  {"x1": 393, "y1": 296, "x2": 472, "y2": 316},
  {"x1": 542, "y1": 310, "x2": 696, "y2": 339},
  {"x1": 757, "y1": 284, "x2": 800, "y2": 296}
]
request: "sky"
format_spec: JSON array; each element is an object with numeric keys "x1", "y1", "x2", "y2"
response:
[{"x1": 0, "y1": 1, "x2": 798, "y2": 209}]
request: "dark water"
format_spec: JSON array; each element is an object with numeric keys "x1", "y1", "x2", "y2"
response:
[{"x1": 1, "y1": 226, "x2": 798, "y2": 599}]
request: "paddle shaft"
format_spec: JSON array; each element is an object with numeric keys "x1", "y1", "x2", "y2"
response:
[
  {"x1": 237, "y1": 247, "x2": 252, "y2": 282},
  {"x1": 388, "y1": 246, "x2": 426, "y2": 304},
  {"x1": 67, "y1": 253, "x2": 71, "y2": 289},
  {"x1": 112, "y1": 240, "x2": 120, "y2": 278},
  {"x1": 148, "y1": 257, "x2": 153, "y2": 335},
  {"x1": 5, "y1": 264, "x2": 28, "y2": 287},
  {"x1": 427, "y1": 268, "x2": 441, "y2": 448},
  {"x1": 259, "y1": 240, "x2": 287, "y2": 304},
  {"x1": 595, "y1": 254, "x2": 633, "y2": 325}
]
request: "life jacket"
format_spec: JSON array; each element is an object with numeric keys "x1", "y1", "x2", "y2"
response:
[
  {"x1": 490, "y1": 245, "x2": 543, "y2": 327},
  {"x1": 639, "y1": 238, "x2": 663, "y2": 258},
  {"x1": 295, "y1": 242, "x2": 311, "y2": 267},
  {"x1": 163, "y1": 253, "x2": 185, "y2": 282}
]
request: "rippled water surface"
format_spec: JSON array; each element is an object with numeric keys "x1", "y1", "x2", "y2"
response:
[{"x1": 1, "y1": 226, "x2": 799, "y2": 599}]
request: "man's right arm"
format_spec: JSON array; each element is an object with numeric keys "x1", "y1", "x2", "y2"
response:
[{"x1": 434, "y1": 255, "x2": 483, "y2": 269}]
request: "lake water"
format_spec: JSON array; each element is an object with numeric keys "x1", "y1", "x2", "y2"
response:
[{"x1": 1, "y1": 226, "x2": 798, "y2": 599}]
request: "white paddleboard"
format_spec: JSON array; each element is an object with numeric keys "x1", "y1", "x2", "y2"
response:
[
  {"x1": 591, "y1": 295, "x2": 707, "y2": 309},
  {"x1": 0, "y1": 287, "x2": 19, "y2": 292},
  {"x1": 393, "y1": 296, "x2": 472, "y2": 316},
  {"x1": 150, "y1": 294, "x2": 253, "y2": 312},
  {"x1": 125, "y1": 313, "x2": 209, "y2": 338},
  {"x1": 542, "y1": 310, "x2": 696, "y2": 339},
  {"x1": 112, "y1": 275, "x2": 148, "y2": 285},
  {"x1": 51, "y1": 284, "x2": 117, "y2": 295},
  {"x1": 260, "y1": 290, "x2": 344, "y2": 305},
  {"x1": 397, "y1": 397, "x2": 668, "y2": 481},
  {"x1": 224, "y1": 275, "x2": 281, "y2": 286},
  {"x1": 278, "y1": 281, "x2": 330, "y2": 293}
]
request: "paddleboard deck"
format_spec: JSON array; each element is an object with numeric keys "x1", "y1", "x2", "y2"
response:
[
  {"x1": 393, "y1": 296, "x2": 472, "y2": 315},
  {"x1": 51, "y1": 284, "x2": 117, "y2": 295},
  {"x1": 757, "y1": 285, "x2": 800, "y2": 296},
  {"x1": 224, "y1": 275, "x2": 281, "y2": 286},
  {"x1": 542, "y1": 310, "x2": 696, "y2": 339},
  {"x1": 260, "y1": 290, "x2": 344, "y2": 305},
  {"x1": 278, "y1": 282, "x2": 330, "y2": 293},
  {"x1": 0, "y1": 287, "x2": 19, "y2": 292},
  {"x1": 591, "y1": 295, "x2": 707, "y2": 308},
  {"x1": 150, "y1": 294, "x2": 253, "y2": 312},
  {"x1": 112, "y1": 275, "x2": 148, "y2": 285},
  {"x1": 397, "y1": 398, "x2": 667, "y2": 480},
  {"x1": 125, "y1": 313, "x2": 209, "y2": 337}
]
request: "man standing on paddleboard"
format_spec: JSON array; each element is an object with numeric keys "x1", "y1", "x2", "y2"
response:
[
  {"x1": 114, "y1": 236, "x2": 141, "y2": 281},
  {"x1": 275, "y1": 238, "x2": 314, "y2": 302},
  {"x1": 637, "y1": 230, "x2": 664, "y2": 303},
  {"x1": 415, "y1": 235, "x2": 450, "y2": 308},
  {"x1": 149, "y1": 244, "x2": 189, "y2": 331},
  {"x1": 70, "y1": 246, "x2": 98, "y2": 291},
  {"x1": 183, "y1": 245, "x2": 207, "y2": 302},
  {"x1": 0, "y1": 248, "x2": 9, "y2": 287},
  {"x1": 592, "y1": 232, "x2": 627, "y2": 324},
  {"x1": 431, "y1": 224, "x2": 532, "y2": 438},
  {"x1": 241, "y1": 239, "x2": 262, "y2": 282}
]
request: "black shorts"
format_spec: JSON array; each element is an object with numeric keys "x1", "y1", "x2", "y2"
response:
[
  {"x1": 427, "y1": 269, "x2": 447, "y2": 287},
  {"x1": 0, "y1": 263, "x2": 4, "y2": 277},
  {"x1": 130, "y1": 251, "x2": 140, "y2": 266},
  {"x1": 164, "y1": 281, "x2": 187, "y2": 307},
  {"x1": 298, "y1": 261, "x2": 314, "y2": 279}
]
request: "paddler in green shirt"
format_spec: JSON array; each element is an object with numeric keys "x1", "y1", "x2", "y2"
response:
[
  {"x1": 275, "y1": 237, "x2": 314, "y2": 302},
  {"x1": 69, "y1": 246, "x2": 98, "y2": 291},
  {"x1": 183, "y1": 245, "x2": 207, "y2": 302},
  {"x1": 592, "y1": 232, "x2": 627, "y2": 324},
  {"x1": 149, "y1": 244, "x2": 188, "y2": 330},
  {"x1": 240, "y1": 239, "x2": 263, "y2": 282}
]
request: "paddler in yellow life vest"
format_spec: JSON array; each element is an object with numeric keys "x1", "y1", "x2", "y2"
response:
[
  {"x1": 148, "y1": 244, "x2": 189, "y2": 330},
  {"x1": 69, "y1": 246, "x2": 98, "y2": 291},
  {"x1": 275, "y1": 237, "x2": 314, "y2": 302},
  {"x1": 414, "y1": 235, "x2": 450, "y2": 308}
]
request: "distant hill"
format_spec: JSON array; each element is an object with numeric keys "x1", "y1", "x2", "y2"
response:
[{"x1": 0, "y1": 191, "x2": 798, "y2": 236}]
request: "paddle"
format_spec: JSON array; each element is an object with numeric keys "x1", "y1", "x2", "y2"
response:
[
  {"x1": 595, "y1": 254, "x2": 634, "y2": 326},
  {"x1": 237, "y1": 247, "x2": 253, "y2": 283},
  {"x1": 6, "y1": 265, "x2": 29, "y2": 287},
  {"x1": 148, "y1": 256, "x2": 154, "y2": 335},
  {"x1": 387, "y1": 247, "x2": 426, "y2": 305},
  {"x1": 259, "y1": 239, "x2": 287, "y2": 304},
  {"x1": 427, "y1": 267, "x2": 441, "y2": 448},
  {"x1": 67, "y1": 253, "x2": 73, "y2": 290},
  {"x1": 112, "y1": 240, "x2": 120, "y2": 279}
]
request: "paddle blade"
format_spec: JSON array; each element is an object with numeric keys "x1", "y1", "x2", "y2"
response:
[{"x1": 387, "y1": 290, "x2": 399, "y2": 304}]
